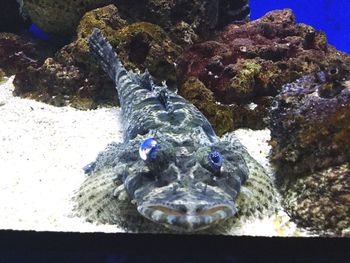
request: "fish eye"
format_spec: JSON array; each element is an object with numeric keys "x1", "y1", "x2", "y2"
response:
[
  {"x1": 139, "y1": 138, "x2": 159, "y2": 161},
  {"x1": 208, "y1": 151, "x2": 223, "y2": 171}
]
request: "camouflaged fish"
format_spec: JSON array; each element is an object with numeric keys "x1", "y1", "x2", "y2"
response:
[{"x1": 74, "y1": 28, "x2": 276, "y2": 233}]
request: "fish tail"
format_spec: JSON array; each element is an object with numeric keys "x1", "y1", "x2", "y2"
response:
[{"x1": 89, "y1": 28, "x2": 125, "y2": 85}]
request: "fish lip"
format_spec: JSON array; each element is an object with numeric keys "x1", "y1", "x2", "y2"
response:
[{"x1": 137, "y1": 202, "x2": 237, "y2": 232}]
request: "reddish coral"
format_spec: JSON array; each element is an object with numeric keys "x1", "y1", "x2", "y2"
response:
[
  {"x1": 0, "y1": 33, "x2": 47, "y2": 79},
  {"x1": 177, "y1": 9, "x2": 350, "y2": 130},
  {"x1": 13, "y1": 5, "x2": 182, "y2": 109},
  {"x1": 270, "y1": 68, "x2": 350, "y2": 175}
]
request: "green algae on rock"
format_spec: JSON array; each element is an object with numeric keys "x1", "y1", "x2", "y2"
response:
[
  {"x1": 14, "y1": 5, "x2": 124, "y2": 108},
  {"x1": 180, "y1": 77, "x2": 272, "y2": 136},
  {"x1": 0, "y1": 69, "x2": 5, "y2": 83},
  {"x1": 228, "y1": 60, "x2": 261, "y2": 102},
  {"x1": 14, "y1": 5, "x2": 182, "y2": 109},
  {"x1": 180, "y1": 77, "x2": 234, "y2": 136},
  {"x1": 21, "y1": 0, "x2": 249, "y2": 42},
  {"x1": 176, "y1": 9, "x2": 350, "y2": 131},
  {"x1": 113, "y1": 0, "x2": 244, "y2": 40},
  {"x1": 109, "y1": 22, "x2": 182, "y2": 87},
  {"x1": 21, "y1": 0, "x2": 113, "y2": 36}
]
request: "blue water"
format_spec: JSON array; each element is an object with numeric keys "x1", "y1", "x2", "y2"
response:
[
  {"x1": 28, "y1": 24, "x2": 51, "y2": 41},
  {"x1": 251, "y1": 0, "x2": 350, "y2": 54}
]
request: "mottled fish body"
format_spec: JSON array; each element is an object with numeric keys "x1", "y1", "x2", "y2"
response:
[{"x1": 74, "y1": 28, "x2": 276, "y2": 233}]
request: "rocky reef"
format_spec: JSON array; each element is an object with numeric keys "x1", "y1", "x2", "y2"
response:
[
  {"x1": 13, "y1": 4, "x2": 182, "y2": 109},
  {"x1": 269, "y1": 65, "x2": 350, "y2": 236},
  {"x1": 20, "y1": 0, "x2": 249, "y2": 40},
  {"x1": 176, "y1": 9, "x2": 349, "y2": 133},
  {"x1": 12, "y1": 1, "x2": 253, "y2": 111},
  {"x1": 283, "y1": 164, "x2": 350, "y2": 236},
  {"x1": 270, "y1": 68, "x2": 350, "y2": 175},
  {"x1": 21, "y1": 0, "x2": 112, "y2": 37},
  {"x1": 0, "y1": 32, "x2": 50, "y2": 82}
]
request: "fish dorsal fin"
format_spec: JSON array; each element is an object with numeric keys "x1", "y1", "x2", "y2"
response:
[
  {"x1": 136, "y1": 69, "x2": 155, "y2": 91},
  {"x1": 157, "y1": 87, "x2": 174, "y2": 113}
]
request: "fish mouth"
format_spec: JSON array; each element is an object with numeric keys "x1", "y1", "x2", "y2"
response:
[{"x1": 137, "y1": 203, "x2": 237, "y2": 232}]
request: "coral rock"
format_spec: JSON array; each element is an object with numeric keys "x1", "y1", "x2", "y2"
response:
[
  {"x1": 110, "y1": 22, "x2": 182, "y2": 87},
  {"x1": 270, "y1": 67, "x2": 350, "y2": 236},
  {"x1": 14, "y1": 5, "x2": 182, "y2": 109},
  {"x1": 270, "y1": 68, "x2": 350, "y2": 175},
  {"x1": 0, "y1": 32, "x2": 46, "y2": 78},
  {"x1": 177, "y1": 9, "x2": 350, "y2": 131},
  {"x1": 22, "y1": 0, "x2": 113, "y2": 36},
  {"x1": 179, "y1": 77, "x2": 272, "y2": 136},
  {"x1": 14, "y1": 5, "x2": 125, "y2": 108},
  {"x1": 283, "y1": 164, "x2": 350, "y2": 236},
  {"x1": 180, "y1": 77, "x2": 234, "y2": 136},
  {"x1": 114, "y1": 0, "x2": 221, "y2": 40},
  {"x1": 21, "y1": 0, "x2": 247, "y2": 40}
]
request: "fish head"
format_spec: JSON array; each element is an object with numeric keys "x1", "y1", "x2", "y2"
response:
[{"x1": 119, "y1": 134, "x2": 249, "y2": 232}]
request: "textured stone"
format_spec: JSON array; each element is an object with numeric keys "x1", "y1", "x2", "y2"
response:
[
  {"x1": 107, "y1": 22, "x2": 182, "y2": 86},
  {"x1": 14, "y1": 5, "x2": 124, "y2": 108},
  {"x1": 0, "y1": 32, "x2": 48, "y2": 78},
  {"x1": 114, "y1": 0, "x2": 218, "y2": 40},
  {"x1": 269, "y1": 66, "x2": 350, "y2": 236},
  {"x1": 179, "y1": 77, "x2": 234, "y2": 136},
  {"x1": 179, "y1": 77, "x2": 272, "y2": 135},
  {"x1": 283, "y1": 164, "x2": 350, "y2": 236},
  {"x1": 14, "y1": 5, "x2": 182, "y2": 109},
  {"x1": 176, "y1": 9, "x2": 350, "y2": 131},
  {"x1": 22, "y1": 0, "x2": 112, "y2": 36},
  {"x1": 21, "y1": 0, "x2": 247, "y2": 39},
  {"x1": 270, "y1": 68, "x2": 350, "y2": 175},
  {"x1": 0, "y1": 69, "x2": 5, "y2": 83}
]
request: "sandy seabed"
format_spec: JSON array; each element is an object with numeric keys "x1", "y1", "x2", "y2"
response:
[{"x1": 0, "y1": 76, "x2": 307, "y2": 236}]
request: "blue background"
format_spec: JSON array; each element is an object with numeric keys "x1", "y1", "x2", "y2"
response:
[{"x1": 250, "y1": 0, "x2": 350, "y2": 54}]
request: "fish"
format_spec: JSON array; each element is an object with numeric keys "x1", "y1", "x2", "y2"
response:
[{"x1": 73, "y1": 28, "x2": 276, "y2": 233}]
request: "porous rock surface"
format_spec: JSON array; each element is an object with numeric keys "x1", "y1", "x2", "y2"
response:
[
  {"x1": 283, "y1": 164, "x2": 350, "y2": 236},
  {"x1": 21, "y1": 0, "x2": 112, "y2": 36},
  {"x1": 176, "y1": 9, "x2": 350, "y2": 134},
  {"x1": 270, "y1": 69, "x2": 350, "y2": 175},
  {"x1": 14, "y1": 5, "x2": 182, "y2": 109},
  {"x1": 0, "y1": 32, "x2": 49, "y2": 82},
  {"x1": 269, "y1": 66, "x2": 350, "y2": 236},
  {"x1": 21, "y1": 0, "x2": 247, "y2": 39}
]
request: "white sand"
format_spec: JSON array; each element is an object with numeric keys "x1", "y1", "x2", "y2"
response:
[
  {"x1": 0, "y1": 76, "x2": 306, "y2": 235},
  {"x1": 0, "y1": 76, "x2": 122, "y2": 232}
]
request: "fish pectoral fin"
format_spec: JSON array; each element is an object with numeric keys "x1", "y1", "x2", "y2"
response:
[
  {"x1": 136, "y1": 69, "x2": 155, "y2": 91},
  {"x1": 113, "y1": 184, "x2": 129, "y2": 201},
  {"x1": 82, "y1": 161, "x2": 96, "y2": 175}
]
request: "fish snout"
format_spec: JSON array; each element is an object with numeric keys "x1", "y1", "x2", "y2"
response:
[{"x1": 138, "y1": 202, "x2": 237, "y2": 232}]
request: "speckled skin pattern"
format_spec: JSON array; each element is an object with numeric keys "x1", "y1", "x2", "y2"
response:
[{"x1": 73, "y1": 29, "x2": 276, "y2": 233}]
